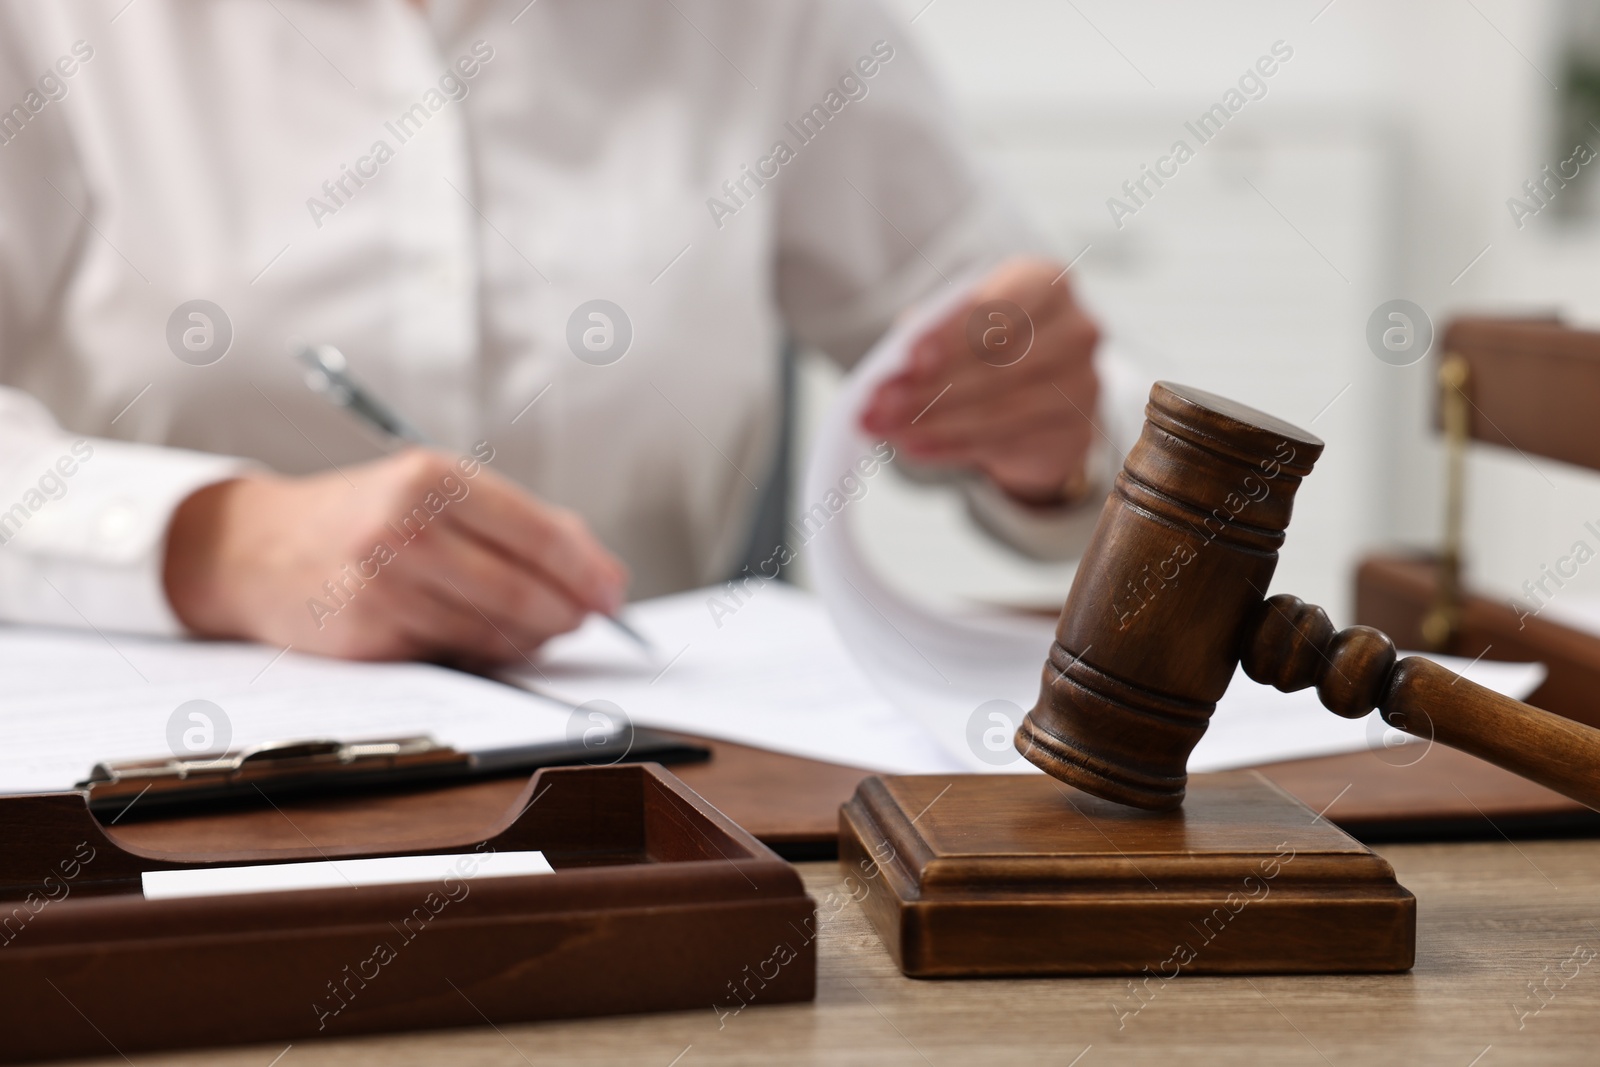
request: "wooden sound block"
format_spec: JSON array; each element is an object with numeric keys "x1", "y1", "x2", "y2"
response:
[{"x1": 839, "y1": 770, "x2": 1414, "y2": 978}]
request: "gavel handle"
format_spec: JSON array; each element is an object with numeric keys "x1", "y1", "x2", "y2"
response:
[
  {"x1": 1242, "y1": 594, "x2": 1600, "y2": 812},
  {"x1": 1381, "y1": 658, "x2": 1600, "y2": 810}
]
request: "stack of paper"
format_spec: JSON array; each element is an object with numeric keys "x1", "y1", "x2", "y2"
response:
[
  {"x1": 523, "y1": 585, "x2": 959, "y2": 774},
  {"x1": 0, "y1": 627, "x2": 571, "y2": 794}
]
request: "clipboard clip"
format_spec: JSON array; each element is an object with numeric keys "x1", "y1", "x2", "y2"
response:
[{"x1": 77, "y1": 736, "x2": 470, "y2": 807}]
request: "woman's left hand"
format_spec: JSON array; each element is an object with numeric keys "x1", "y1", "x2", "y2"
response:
[{"x1": 860, "y1": 257, "x2": 1102, "y2": 505}]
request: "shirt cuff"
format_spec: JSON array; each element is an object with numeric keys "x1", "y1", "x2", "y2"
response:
[
  {"x1": 0, "y1": 437, "x2": 251, "y2": 635},
  {"x1": 959, "y1": 435, "x2": 1114, "y2": 562}
]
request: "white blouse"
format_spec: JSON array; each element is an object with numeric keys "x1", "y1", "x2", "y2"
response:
[{"x1": 0, "y1": 0, "x2": 1046, "y2": 634}]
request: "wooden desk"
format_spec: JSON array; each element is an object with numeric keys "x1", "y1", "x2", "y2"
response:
[
  {"x1": 45, "y1": 839, "x2": 1600, "y2": 1066},
  {"x1": 103, "y1": 734, "x2": 868, "y2": 860},
  {"x1": 104, "y1": 731, "x2": 1600, "y2": 862}
]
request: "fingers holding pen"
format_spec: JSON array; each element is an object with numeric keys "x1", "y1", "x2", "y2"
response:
[{"x1": 165, "y1": 447, "x2": 632, "y2": 663}]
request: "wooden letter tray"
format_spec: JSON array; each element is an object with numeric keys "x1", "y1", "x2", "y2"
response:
[{"x1": 0, "y1": 763, "x2": 815, "y2": 1063}]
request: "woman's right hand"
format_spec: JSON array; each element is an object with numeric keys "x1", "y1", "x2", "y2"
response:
[{"x1": 163, "y1": 448, "x2": 629, "y2": 664}]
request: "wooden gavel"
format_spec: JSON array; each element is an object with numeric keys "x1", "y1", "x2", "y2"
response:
[{"x1": 1018, "y1": 381, "x2": 1600, "y2": 812}]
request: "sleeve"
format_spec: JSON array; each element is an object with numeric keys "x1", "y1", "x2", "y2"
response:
[
  {"x1": 770, "y1": 0, "x2": 1151, "y2": 558},
  {"x1": 771, "y1": 0, "x2": 1049, "y2": 367},
  {"x1": 0, "y1": 393, "x2": 250, "y2": 635},
  {"x1": 0, "y1": 13, "x2": 249, "y2": 636},
  {"x1": 957, "y1": 344, "x2": 1151, "y2": 560}
]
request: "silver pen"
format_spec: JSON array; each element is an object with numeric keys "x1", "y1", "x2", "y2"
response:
[{"x1": 295, "y1": 343, "x2": 653, "y2": 653}]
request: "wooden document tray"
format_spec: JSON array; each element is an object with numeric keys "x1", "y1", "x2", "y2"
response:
[
  {"x1": 0, "y1": 764, "x2": 815, "y2": 1064},
  {"x1": 840, "y1": 771, "x2": 1414, "y2": 978}
]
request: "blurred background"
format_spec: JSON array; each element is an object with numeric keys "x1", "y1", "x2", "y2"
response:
[{"x1": 791, "y1": 0, "x2": 1600, "y2": 630}]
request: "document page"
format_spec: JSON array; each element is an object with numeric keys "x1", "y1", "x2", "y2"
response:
[
  {"x1": 519, "y1": 584, "x2": 962, "y2": 774},
  {"x1": 0, "y1": 627, "x2": 572, "y2": 794}
]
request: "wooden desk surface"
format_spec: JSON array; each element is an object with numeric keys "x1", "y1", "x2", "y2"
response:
[
  {"x1": 101, "y1": 734, "x2": 869, "y2": 859},
  {"x1": 47, "y1": 838, "x2": 1600, "y2": 1066},
  {"x1": 103, "y1": 732, "x2": 1595, "y2": 864}
]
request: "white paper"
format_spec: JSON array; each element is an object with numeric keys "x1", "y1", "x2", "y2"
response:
[
  {"x1": 520, "y1": 584, "x2": 961, "y2": 774},
  {"x1": 798, "y1": 280, "x2": 1074, "y2": 772},
  {"x1": 1190, "y1": 653, "x2": 1547, "y2": 772},
  {"x1": 523, "y1": 585, "x2": 1546, "y2": 775},
  {"x1": 0, "y1": 627, "x2": 576, "y2": 794},
  {"x1": 141, "y1": 850, "x2": 552, "y2": 900}
]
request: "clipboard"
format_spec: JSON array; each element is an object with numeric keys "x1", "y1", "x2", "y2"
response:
[
  {"x1": 75, "y1": 729, "x2": 711, "y2": 820},
  {"x1": 0, "y1": 763, "x2": 815, "y2": 1064}
]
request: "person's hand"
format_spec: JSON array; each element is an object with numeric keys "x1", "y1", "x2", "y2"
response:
[
  {"x1": 163, "y1": 448, "x2": 629, "y2": 664},
  {"x1": 860, "y1": 257, "x2": 1101, "y2": 506}
]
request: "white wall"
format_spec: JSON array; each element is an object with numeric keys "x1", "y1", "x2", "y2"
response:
[{"x1": 801, "y1": 0, "x2": 1600, "y2": 627}]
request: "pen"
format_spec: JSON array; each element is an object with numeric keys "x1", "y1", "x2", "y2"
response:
[
  {"x1": 296, "y1": 342, "x2": 430, "y2": 445},
  {"x1": 295, "y1": 343, "x2": 653, "y2": 653}
]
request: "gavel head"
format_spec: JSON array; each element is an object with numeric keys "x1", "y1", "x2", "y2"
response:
[{"x1": 1016, "y1": 382, "x2": 1324, "y2": 810}]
